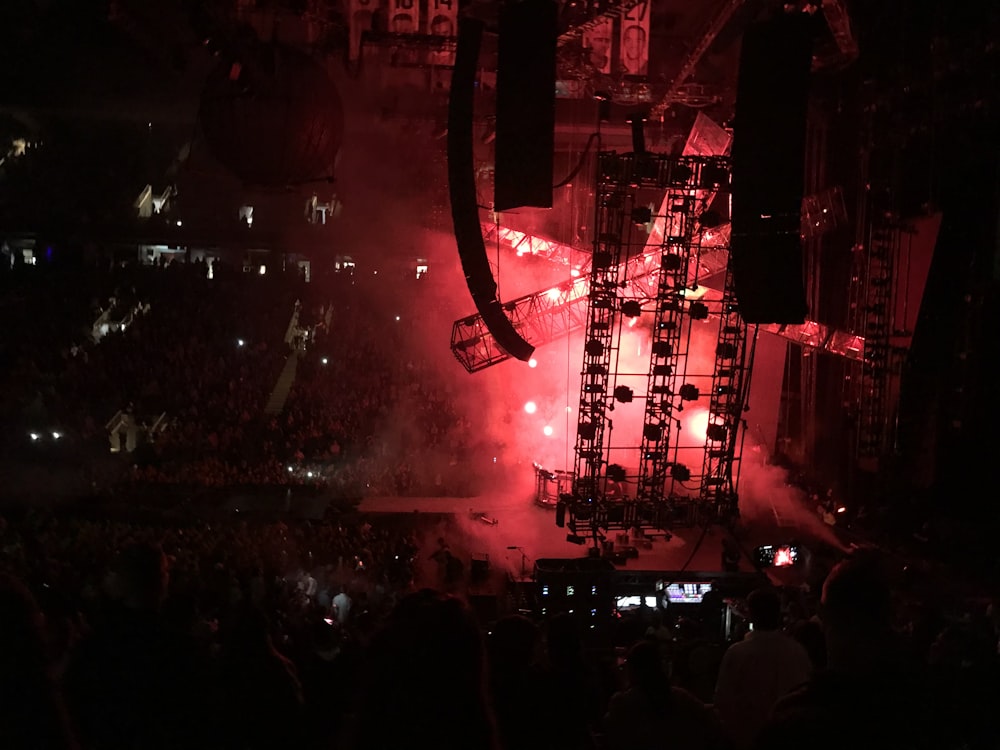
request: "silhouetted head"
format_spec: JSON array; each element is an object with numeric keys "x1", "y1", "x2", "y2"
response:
[
  {"x1": 747, "y1": 588, "x2": 783, "y2": 631},
  {"x1": 0, "y1": 574, "x2": 48, "y2": 685},
  {"x1": 488, "y1": 615, "x2": 538, "y2": 672},
  {"x1": 226, "y1": 604, "x2": 274, "y2": 657},
  {"x1": 821, "y1": 555, "x2": 892, "y2": 638},
  {"x1": 821, "y1": 554, "x2": 894, "y2": 670},
  {"x1": 117, "y1": 542, "x2": 169, "y2": 611},
  {"x1": 625, "y1": 639, "x2": 670, "y2": 696},
  {"x1": 546, "y1": 612, "x2": 582, "y2": 667},
  {"x1": 355, "y1": 589, "x2": 496, "y2": 750}
]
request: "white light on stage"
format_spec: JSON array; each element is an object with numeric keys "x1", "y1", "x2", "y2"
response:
[
  {"x1": 237, "y1": 339, "x2": 245, "y2": 347},
  {"x1": 51, "y1": 431, "x2": 61, "y2": 440},
  {"x1": 29, "y1": 432, "x2": 39, "y2": 441},
  {"x1": 524, "y1": 401, "x2": 537, "y2": 414},
  {"x1": 287, "y1": 466, "x2": 294, "y2": 473},
  {"x1": 543, "y1": 425, "x2": 554, "y2": 436},
  {"x1": 175, "y1": 220, "x2": 182, "y2": 227},
  {"x1": 321, "y1": 357, "x2": 328, "y2": 365},
  {"x1": 528, "y1": 358, "x2": 538, "y2": 368},
  {"x1": 395, "y1": 316, "x2": 400, "y2": 321}
]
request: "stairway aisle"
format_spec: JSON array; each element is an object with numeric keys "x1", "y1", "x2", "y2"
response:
[{"x1": 264, "y1": 351, "x2": 299, "y2": 415}]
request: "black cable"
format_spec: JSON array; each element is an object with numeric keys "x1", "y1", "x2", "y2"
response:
[{"x1": 553, "y1": 131, "x2": 599, "y2": 189}]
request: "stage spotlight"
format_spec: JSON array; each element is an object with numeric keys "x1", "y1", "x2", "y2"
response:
[
  {"x1": 631, "y1": 206, "x2": 652, "y2": 225},
  {"x1": 613, "y1": 386, "x2": 634, "y2": 403},
  {"x1": 321, "y1": 357, "x2": 328, "y2": 365},
  {"x1": 529, "y1": 358, "x2": 538, "y2": 368},
  {"x1": 543, "y1": 425, "x2": 554, "y2": 436},
  {"x1": 621, "y1": 300, "x2": 642, "y2": 317},
  {"x1": 679, "y1": 384, "x2": 700, "y2": 401},
  {"x1": 663, "y1": 253, "x2": 682, "y2": 271},
  {"x1": 699, "y1": 209, "x2": 725, "y2": 228},
  {"x1": 643, "y1": 423, "x2": 663, "y2": 441},
  {"x1": 627, "y1": 112, "x2": 648, "y2": 154},
  {"x1": 688, "y1": 302, "x2": 710, "y2": 320},
  {"x1": 594, "y1": 91, "x2": 612, "y2": 122},
  {"x1": 237, "y1": 339, "x2": 245, "y2": 347},
  {"x1": 706, "y1": 424, "x2": 728, "y2": 442},
  {"x1": 524, "y1": 401, "x2": 537, "y2": 414},
  {"x1": 607, "y1": 463, "x2": 627, "y2": 482},
  {"x1": 670, "y1": 464, "x2": 691, "y2": 482}
]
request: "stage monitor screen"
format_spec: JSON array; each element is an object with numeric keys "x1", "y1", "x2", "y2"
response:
[
  {"x1": 665, "y1": 582, "x2": 712, "y2": 604},
  {"x1": 615, "y1": 596, "x2": 657, "y2": 610},
  {"x1": 754, "y1": 544, "x2": 800, "y2": 568}
]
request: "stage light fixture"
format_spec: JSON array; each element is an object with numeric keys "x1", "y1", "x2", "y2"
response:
[
  {"x1": 643, "y1": 423, "x2": 663, "y2": 441},
  {"x1": 613, "y1": 386, "x2": 634, "y2": 403},
  {"x1": 607, "y1": 463, "x2": 627, "y2": 482},
  {"x1": 594, "y1": 91, "x2": 612, "y2": 122},
  {"x1": 585, "y1": 339, "x2": 605, "y2": 356},
  {"x1": 706, "y1": 424, "x2": 728, "y2": 442},
  {"x1": 689, "y1": 302, "x2": 710, "y2": 320},
  {"x1": 679, "y1": 384, "x2": 700, "y2": 401},
  {"x1": 621, "y1": 300, "x2": 642, "y2": 317},
  {"x1": 524, "y1": 401, "x2": 537, "y2": 414},
  {"x1": 631, "y1": 206, "x2": 652, "y2": 224},
  {"x1": 670, "y1": 464, "x2": 691, "y2": 482},
  {"x1": 627, "y1": 112, "x2": 648, "y2": 154},
  {"x1": 528, "y1": 358, "x2": 538, "y2": 368},
  {"x1": 663, "y1": 253, "x2": 682, "y2": 271},
  {"x1": 699, "y1": 209, "x2": 724, "y2": 228}
]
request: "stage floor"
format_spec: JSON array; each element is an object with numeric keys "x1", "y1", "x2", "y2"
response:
[{"x1": 358, "y1": 491, "x2": 844, "y2": 583}]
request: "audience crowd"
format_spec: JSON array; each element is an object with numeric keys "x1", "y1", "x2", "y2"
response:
[
  {"x1": 1, "y1": 256, "x2": 485, "y2": 497},
  {"x1": 1, "y1": 508, "x2": 998, "y2": 750}
]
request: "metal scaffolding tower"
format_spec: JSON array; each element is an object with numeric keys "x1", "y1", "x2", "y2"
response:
[
  {"x1": 700, "y1": 265, "x2": 750, "y2": 522},
  {"x1": 635, "y1": 187, "x2": 702, "y2": 506},
  {"x1": 572, "y1": 169, "x2": 634, "y2": 502},
  {"x1": 856, "y1": 215, "x2": 900, "y2": 462}
]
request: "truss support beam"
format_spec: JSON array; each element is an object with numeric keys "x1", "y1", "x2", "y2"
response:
[
  {"x1": 636, "y1": 189, "x2": 702, "y2": 503},
  {"x1": 700, "y1": 264, "x2": 750, "y2": 523},
  {"x1": 856, "y1": 218, "x2": 899, "y2": 462},
  {"x1": 572, "y1": 183, "x2": 632, "y2": 501}
]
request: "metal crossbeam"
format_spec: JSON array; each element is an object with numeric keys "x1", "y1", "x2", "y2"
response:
[
  {"x1": 557, "y1": 0, "x2": 644, "y2": 47},
  {"x1": 649, "y1": 0, "x2": 746, "y2": 120}
]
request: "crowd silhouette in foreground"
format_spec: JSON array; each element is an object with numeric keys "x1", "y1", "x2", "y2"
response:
[{"x1": 1, "y1": 508, "x2": 999, "y2": 750}]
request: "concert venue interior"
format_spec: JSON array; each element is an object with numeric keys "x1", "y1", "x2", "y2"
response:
[{"x1": 1, "y1": 2, "x2": 998, "y2": 749}]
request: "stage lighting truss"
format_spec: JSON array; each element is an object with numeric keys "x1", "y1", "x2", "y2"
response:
[
  {"x1": 849, "y1": 213, "x2": 903, "y2": 466},
  {"x1": 636, "y1": 183, "x2": 701, "y2": 507},
  {"x1": 572, "y1": 183, "x2": 635, "y2": 502},
  {"x1": 699, "y1": 264, "x2": 750, "y2": 523}
]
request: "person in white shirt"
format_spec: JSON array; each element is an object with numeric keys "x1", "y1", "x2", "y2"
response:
[
  {"x1": 332, "y1": 586, "x2": 352, "y2": 625},
  {"x1": 713, "y1": 588, "x2": 812, "y2": 750}
]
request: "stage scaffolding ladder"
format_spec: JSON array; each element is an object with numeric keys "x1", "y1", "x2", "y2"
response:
[
  {"x1": 572, "y1": 180, "x2": 631, "y2": 503},
  {"x1": 700, "y1": 263, "x2": 750, "y2": 523},
  {"x1": 635, "y1": 188, "x2": 701, "y2": 506},
  {"x1": 857, "y1": 216, "x2": 899, "y2": 462}
]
